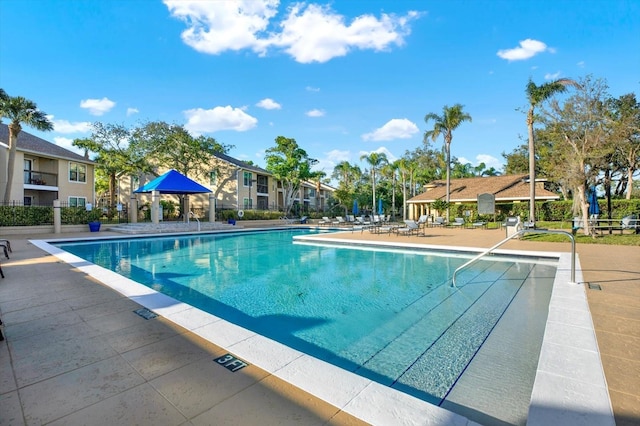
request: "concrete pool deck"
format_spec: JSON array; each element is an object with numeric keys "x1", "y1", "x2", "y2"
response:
[{"x1": 0, "y1": 224, "x2": 638, "y2": 425}]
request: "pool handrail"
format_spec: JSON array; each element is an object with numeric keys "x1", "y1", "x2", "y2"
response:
[{"x1": 451, "y1": 228, "x2": 576, "y2": 288}]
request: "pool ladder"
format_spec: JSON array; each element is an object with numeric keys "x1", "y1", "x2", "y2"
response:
[
  {"x1": 188, "y1": 211, "x2": 201, "y2": 232},
  {"x1": 451, "y1": 228, "x2": 576, "y2": 288}
]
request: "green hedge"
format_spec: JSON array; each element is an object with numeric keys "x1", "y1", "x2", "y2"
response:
[
  {"x1": 448, "y1": 199, "x2": 640, "y2": 222},
  {"x1": 0, "y1": 206, "x2": 102, "y2": 226}
]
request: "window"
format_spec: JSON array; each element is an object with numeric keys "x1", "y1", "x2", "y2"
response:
[
  {"x1": 69, "y1": 197, "x2": 86, "y2": 207},
  {"x1": 24, "y1": 159, "x2": 33, "y2": 183},
  {"x1": 309, "y1": 188, "x2": 316, "y2": 198},
  {"x1": 243, "y1": 171, "x2": 252, "y2": 187},
  {"x1": 69, "y1": 162, "x2": 87, "y2": 183},
  {"x1": 209, "y1": 171, "x2": 217, "y2": 186},
  {"x1": 243, "y1": 197, "x2": 252, "y2": 209}
]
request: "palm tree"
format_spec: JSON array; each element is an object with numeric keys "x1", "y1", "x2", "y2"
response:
[
  {"x1": 359, "y1": 152, "x2": 388, "y2": 215},
  {"x1": 0, "y1": 95, "x2": 53, "y2": 204},
  {"x1": 382, "y1": 161, "x2": 399, "y2": 219},
  {"x1": 424, "y1": 104, "x2": 472, "y2": 221},
  {"x1": 525, "y1": 78, "x2": 578, "y2": 223}
]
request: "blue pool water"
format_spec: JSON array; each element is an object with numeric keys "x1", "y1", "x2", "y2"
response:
[{"x1": 55, "y1": 229, "x2": 556, "y2": 405}]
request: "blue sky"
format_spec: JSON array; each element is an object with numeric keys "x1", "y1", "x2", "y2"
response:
[{"x1": 1, "y1": 0, "x2": 639, "y2": 179}]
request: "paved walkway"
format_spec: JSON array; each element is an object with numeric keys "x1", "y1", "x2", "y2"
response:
[{"x1": 0, "y1": 225, "x2": 638, "y2": 425}]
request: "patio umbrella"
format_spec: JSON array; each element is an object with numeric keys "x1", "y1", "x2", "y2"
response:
[
  {"x1": 378, "y1": 198, "x2": 383, "y2": 215},
  {"x1": 588, "y1": 187, "x2": 600, "y2": 216},
  {"x1": 352, "y1": 199, "x2": 359, "y2": 215}
]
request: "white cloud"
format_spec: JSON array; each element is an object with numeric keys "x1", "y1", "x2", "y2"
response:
[
  {"x1": 127, "y1": 107, "x2": 139, "y2": 116},
  {"x1": 458, "y1": 154, "x2": 503, "y2": 171},
  {"x1": 54, "y1": 136, "x2": 83, "y2": 154},
  {"x1": 306, "y1": 109, "x2": 325, "y2": 117},
  {"x1": 577, "y1": 61, "x2": 585, "y2": 68},
  {"x1": 497, "y1": 39, "x2": 550, "y2": 61},
  {"x1": 361, "y1": 118, "x2": 418, "y2": 141},
  {"x1": 325, "y1": 149, "x2": 350, "y2": 163},
  {"x1": 274, "y1": 5, "x2": 420, "y2": 63},
  {"x1": 544, "y1": 71, "x2": 562, "y2": 80},
  {"x1": 256, "y1": 98, "x2": 281, "y2": 109},
  {"x1": 306, "y1": 86, "x2": 320, "y2": 92},
  {"x1": 358, "y1": 147, "x2": 397, "y2": 163},
  {"x1": 164, "y1": 0, "x2": 421, "y2": 63},
  {"x1": 49, "y1": 117, "x2": 92, "y2": 134},
  {"x1": 183, "y1": 105, "x2": 258, "y2": 134},
  {"x1": 80, "y1": 97, "x2": 115, "y2": 116}
]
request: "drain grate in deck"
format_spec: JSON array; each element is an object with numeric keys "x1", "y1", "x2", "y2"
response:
[
  {"x1": 587, "y1": 283, "x2": 602, "y2": 290},
  {"x1": 133, "y1": 308, "x2": 158, "y2": 320}
]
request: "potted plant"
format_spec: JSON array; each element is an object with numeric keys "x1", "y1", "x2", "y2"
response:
[{"x1": 86, "y1": 206, "x2": 102, "y2": 232}]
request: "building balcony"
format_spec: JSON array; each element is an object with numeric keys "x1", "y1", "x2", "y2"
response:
[{"x1": 24, "y1": 170, "x2": 58, "y2": 187}]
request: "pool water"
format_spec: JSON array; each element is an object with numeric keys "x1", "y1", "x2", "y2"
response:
[{"x1": 55, "y1": 229, "x2": 556, "y2": 406}]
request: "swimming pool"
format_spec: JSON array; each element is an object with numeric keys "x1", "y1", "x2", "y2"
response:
[{"x1": 51, "y1": 228, "x2": 556, "y2": 413}]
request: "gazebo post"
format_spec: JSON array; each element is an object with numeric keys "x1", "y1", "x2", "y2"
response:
[
  {"x1": 129, "y1": 194, "x2": 138, "y2": 224},
  {"x1": 209, "y1": 193, "x2": 216, "y2": 223},
  {"x1": 151, "y1": 190, "x2": 160, "y2": 224}
]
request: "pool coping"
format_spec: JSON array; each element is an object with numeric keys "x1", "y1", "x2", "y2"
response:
[{"x1": 30, "y1": 231, "x2": 614, "y2": 426}]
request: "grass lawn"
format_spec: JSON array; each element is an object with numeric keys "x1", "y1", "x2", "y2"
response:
[{"x1": 519, "y1": 221, "x2": 640, "y2": 246}]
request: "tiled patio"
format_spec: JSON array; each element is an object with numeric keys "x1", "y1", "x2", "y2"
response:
[{"x1": 0, "y1": 224, "x2": 638, "y2": 425}]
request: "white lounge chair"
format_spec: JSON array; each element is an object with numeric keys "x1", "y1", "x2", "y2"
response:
[
  {"x1": 318, "y1": 216, "x2": 331, "y2": 225},
  {"x1": 451, "y1": 217, "x2": 465, "y2": 227},
  {"x1": 395, "y1": 220, "x2": 421, "y2": 236}
]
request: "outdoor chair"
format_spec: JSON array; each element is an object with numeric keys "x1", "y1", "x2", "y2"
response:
[
  {"x1": 0, "y1": 240, "x2": 10, "y2": 259},
  {"x1": 433, "y1": 217, "x2": 445, "y2": 227},
  {"x1": 451, "y1": 217, "x2": 465, "y2": 227},
  {"x1": 417, "y1": 215, "x2": 429, "y2": 228},
  {"x1": 395, "y1": 220, "x2": 421, "y2": 236},
  {"x1": 319, "y1": 216, "x2": 331, "y2": 225},
  {"x1": 621, "y1": 214, "x2": 639, "y2": 234}
]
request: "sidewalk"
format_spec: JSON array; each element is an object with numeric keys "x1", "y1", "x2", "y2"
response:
[{"x1": 0, "y1": 226, "x2": 638, "y2": 425}]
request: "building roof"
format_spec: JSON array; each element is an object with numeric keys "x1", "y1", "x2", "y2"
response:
[
  {"x1": 407, "y1": 174, "x2": 560, "y2": 204},
  {"x1": 0, "y1": 123, "x2": 94, "y2": 163},
  {"x1": 212, "y1": 151, "x2": 270, "y2": 174}
]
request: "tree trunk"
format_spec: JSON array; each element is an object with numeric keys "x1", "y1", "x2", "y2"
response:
[
  {"x1": 527, "y1": 108, "x2": 536, "y2": 223},
  {"x1": 3, "y1": 124, "x2": 21, "y2": 204}
]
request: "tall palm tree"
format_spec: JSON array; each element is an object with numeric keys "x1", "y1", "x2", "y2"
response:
[
  {"x1": 382, "y1": 161, "x2": 399, "y2": 219},
  {"x1": 424, "y1": 104, "x2": 472, "y2": 221},
  {"x1": 525, "y1": 78, "x2": 578, "y2": 223},
  {"x1": 0, "y1": 95, "x2": 53, "y2": 204},
  {"x1": 359, "y1": 152, "x2": 388, "y2": 215}
]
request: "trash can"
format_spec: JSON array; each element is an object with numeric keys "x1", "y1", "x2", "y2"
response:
[
  {"x1": 227, "y1": 219, "x2": 236, "y2": 225},
  {"x1": 88, "y1": 221, "x2": 101, "y2": 232},
  {"x1": 504, "y1": 217, "x2": 521, "y2": 238}
]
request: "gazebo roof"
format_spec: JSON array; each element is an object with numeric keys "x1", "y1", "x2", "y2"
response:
[{"x1": 134, "y1": 169, "x2": 211, "y2": 194}]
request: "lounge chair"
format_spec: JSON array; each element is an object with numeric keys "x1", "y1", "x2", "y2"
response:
[
  {"x1": 433, "y1": 217, "x2": 445, "y2": 227},
  {"x1": 0, "y1": 239, "x2": 10, "y2": 259},
  {"x1": 417, "y1": 215, "x2": 429, "y2": 228},
  {"x1": 395, "y1": 220, "x2": 421, "y2": 236},
  {"x1": 333, "y1": 216, "x2": 347, "y2": 225},
  {"x1": 621, "y1": 214, "x2": 639, "y2": 233},
  {"x1": 280, "y1": 216, "x2": 296, "y2": 224},
  {"x1": 451, "y1": 217, "x2": 465, "y2": 227},
  {"x1": 318, "y1": 216, "x2": 331, "y2": 225}
]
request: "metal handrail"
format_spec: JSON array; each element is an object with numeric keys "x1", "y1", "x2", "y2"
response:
[{"x1": 451, "y1": 229, "x2": 576, "y2": 288}]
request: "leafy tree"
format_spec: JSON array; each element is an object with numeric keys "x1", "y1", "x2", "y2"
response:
[
  {"x1": 73, "y1": 122, "x2": 150, "y2": 207},
  {"x1": 424, "y1": 104, "x2": 472, "y2": 221},
  {"x1": 359, "y1": 152, "x2": 388, "y2": 215},
  {"x1": 609, "y1": 93, "x2": 640, "y2": 199},
  {"x1": 131, "y1": 121, "x2": 231, "y2": 217},
  {"x1": 133, "y1": 121, "x2": 230, "y2": 179},
  {"x1": 0, "y1": 92, "x2": 53, "y2": 203},
  {"x1": 541, "y1": 76, "x2": 615, "y2": 235},
  {"x1": 525, "y1": 77, "x2": 579, "y2": 222},
  {"x1": 331, "y1": 161, "x2": 362, "y2": 215},
  {"x1": 265, "y1": 136, "x2": 318, "y2": 215}
]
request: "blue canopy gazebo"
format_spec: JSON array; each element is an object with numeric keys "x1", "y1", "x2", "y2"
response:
[{"x1": 134, "y1": 169, "x2": 212, "y2": 223}]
